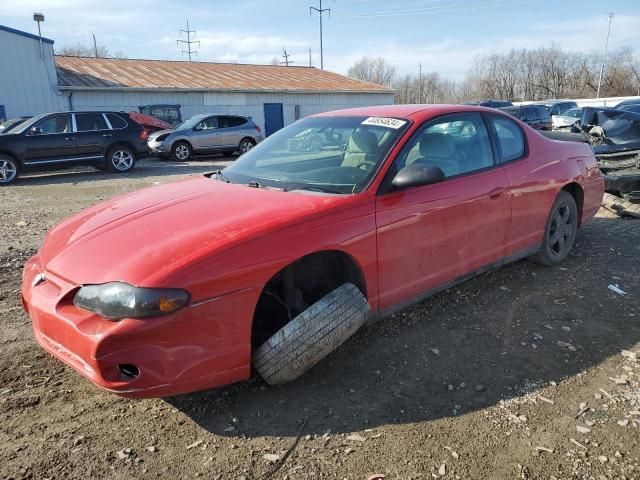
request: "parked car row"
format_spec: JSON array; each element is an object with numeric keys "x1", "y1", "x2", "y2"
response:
[{"x1": 0, "y1": 110, "x2": 264, "y2": 185}]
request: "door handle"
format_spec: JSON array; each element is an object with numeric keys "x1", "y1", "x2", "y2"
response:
[
  {"x1": 102, "y1": 133, "x2": 112, "y2": 137},
  {"x1": 65, "y1": 137, "x2": 74, "y2": 141},
  {"x1": 488, "y1": 188, "x2": 506, "y2": 199}
]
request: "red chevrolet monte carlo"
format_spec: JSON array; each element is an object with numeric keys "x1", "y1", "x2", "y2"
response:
[{"x1": 22, "y1": 105, "x2": 604, "y2": 398}]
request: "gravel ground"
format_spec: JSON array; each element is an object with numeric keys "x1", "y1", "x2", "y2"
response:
[{"x1": 0, "y1": 157, "x2": 639, "y2": 480}]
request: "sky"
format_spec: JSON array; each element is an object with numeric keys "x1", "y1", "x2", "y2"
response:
[{"x1": 2, "y1": 0, "x2": 640, "y2": 80}]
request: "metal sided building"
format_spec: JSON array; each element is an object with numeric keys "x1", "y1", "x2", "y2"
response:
[
  {"x1": 0, "y1": 25, "x2": 66, "y2": 120},
  {"x1": 54, "y1": 56, "x2": 395, "y2": 135}
]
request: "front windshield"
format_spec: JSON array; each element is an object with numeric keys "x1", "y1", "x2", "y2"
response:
[
  {"x1": 11, "y1": 114, "x2": 48, "y2": 134},
  {"x1": 565, "y1": 108, "x2": 581, "y2": 117},
  {"x1": 222, "y1": 115, "x2": 410, "y2": 194},
  {"x1": 174, "y1": 115, "x2": 206, "y2": 131}
]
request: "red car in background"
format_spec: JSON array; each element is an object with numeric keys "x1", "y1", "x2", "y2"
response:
[{"x1": 22, "y1": 105, "x2": 604, "y2": 398}]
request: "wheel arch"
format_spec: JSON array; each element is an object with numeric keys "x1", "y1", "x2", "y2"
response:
[
  {"x1": 561, "y1": 182, "x2": 584, "y2": 226},
  {"x1": 172, "y1": 138, "x2": 193, "y2": 150},
  {"x1": 0, "y1": 151, "x2": 22, "y2": 169},
  {"x1": 250, "y1": 249, "x2": 368, "y2": 351},
  {"x1": 107, "y1": 141, "x2": 137, "y2": 160}
]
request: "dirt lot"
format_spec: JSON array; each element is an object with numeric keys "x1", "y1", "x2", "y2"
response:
[{"x1": 1, "y1": 158, "x2": 639, "y2": 480}]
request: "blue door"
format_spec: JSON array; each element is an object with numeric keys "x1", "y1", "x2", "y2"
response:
[{"x1": 263, "y1": 103, "x2": 284, "y2": 137}]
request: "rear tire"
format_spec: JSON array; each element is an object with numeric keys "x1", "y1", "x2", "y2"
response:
[
  {"x1": 0, "y1": 155, "x2": 19, "y2": 185},
  {"x1": 253, "y1": 283, "x2": 370, "y2": 386},
  {"x1": 530, "y1": 191, "x2": 578, "y2": 265},
  {"x1": 172, "y1": 141, "x2": 192, "y2": 161},
  {"x1": 107, "y1": 145, "x2": 135, "y2": 173}
]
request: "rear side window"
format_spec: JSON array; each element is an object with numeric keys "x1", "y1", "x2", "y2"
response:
[
  {"x1": 76, "y1": 113, "x2": 108, "y2": 131},
  {"x1": 490, "y1": 116, "x2": 525, "y2": 162},
  {"x1": 106, "y1": 113, "x2": 127, "y2": 129},
  {"x1": 220, "y1": 116, "x2": 248, "y2": 128}
]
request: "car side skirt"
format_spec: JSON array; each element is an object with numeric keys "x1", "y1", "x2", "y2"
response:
[{"x1": 367, "y1": 244, "x2": 541, "y2": 324}]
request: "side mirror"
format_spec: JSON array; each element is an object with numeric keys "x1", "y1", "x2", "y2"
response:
[
  {"x1": 193, "y1": 124, "x2": 203, "y2": 131},
  {"x1": 392, "y1": 164, "x2": 445, "y2": 190},
  {"x1": 29, "y1": 126, "x2": 43, "y2": 135}
]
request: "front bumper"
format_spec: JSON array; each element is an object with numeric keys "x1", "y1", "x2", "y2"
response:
[
  {"x1": 22, "y1": 255, "x2": 260, "y2": 398},
  {"x1": 147, "y1": 140, "x2": 170, "y2": 157}
]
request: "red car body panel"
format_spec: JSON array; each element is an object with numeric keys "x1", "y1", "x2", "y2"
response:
[{"x1": 22, "y1": 105, "x2": 604, "y2": 398}]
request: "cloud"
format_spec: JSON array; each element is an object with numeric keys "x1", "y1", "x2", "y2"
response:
[{"x1": 326, "y1": 14, "x2": 640, "y2": 78}]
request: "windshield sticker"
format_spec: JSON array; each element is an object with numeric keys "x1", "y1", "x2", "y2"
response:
[{"x1": 361, "y1": 117, "x2": 407, "y2": 129}]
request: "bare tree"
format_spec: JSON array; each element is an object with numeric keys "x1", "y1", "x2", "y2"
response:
[
  {"x1": 57, "y1": 43, "x2": 127, "y2": 59},
  {"x1": 347, "y1": 57, "x2": 396, "y2": 87}
]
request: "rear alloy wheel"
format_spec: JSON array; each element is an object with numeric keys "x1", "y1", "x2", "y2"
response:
[
  {"x1": 239, "y1": 138, "x2": 255, "y2": 155},
  {"x1": 530, "y1": 191, "x2": 578, "y2": 265},
  {"x1": 0, "y1": 156, "x2": 19, "y2": 185},
  {"x1": 172, "y1": 141, "x2": 192, "y2": 161},
  {"x1": 253, "y1": 283, "x2": 370, "y2": 385},
  {"x1": 107, "y1": 146, "x2": 135, "y2": 173}
]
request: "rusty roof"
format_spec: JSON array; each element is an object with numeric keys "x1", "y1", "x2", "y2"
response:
[{"x1": 54, "y1": 56, "x2": 393, "y2": 94}]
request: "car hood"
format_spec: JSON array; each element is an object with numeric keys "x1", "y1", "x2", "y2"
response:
[
  {"x1": 552, "y1": 115, "x2": 577, "y2": 127},
  {"x1": 148, "y1": 129, "x2": 175, "y2": 140},
  {"x1": 39, "y1": 176, "x2": 348, "y2": 286}
]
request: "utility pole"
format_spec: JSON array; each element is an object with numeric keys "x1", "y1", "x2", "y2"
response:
[
  {"x1": 177, "y1": 20, "x2": 200, "y2": 61},
  {"x1": 418, "y1": 62, "x2": 423, "y2": 104},
  {"x1": 309, "y1": 47, "x2": 312, "y2": 67},
  {"x1": 92, "y1": 32, "x2": 98, "y2": 58},
  {"x1": 309, "y1": 0, "x2": 331, "y2": 69},
  {"x1": 281, "y1": 48, "x2": 293, "y2": 67},
  {"x1": 596, "y1": 12, "x2": 614, "y2": 99}
]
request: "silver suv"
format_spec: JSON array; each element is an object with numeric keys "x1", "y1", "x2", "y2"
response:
[{"x1": 147, "y1": 113, "x2": 264, "y2": 161}]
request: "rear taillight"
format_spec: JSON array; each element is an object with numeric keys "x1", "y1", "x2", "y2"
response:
[
  {"x1": 140, "y1": 129, "x2": 149, "y2": 141},
  {"x1": 255, "y1": 125, "x2": 261, "y2": 133}
]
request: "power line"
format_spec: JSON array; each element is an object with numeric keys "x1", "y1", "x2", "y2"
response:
[
  {"x1": 309, "y1": 0, "x2": 331, "y2": 69},
  {"x1": 177, "y1": 20, "x2": 200, "y2": 61},
  {"x1": 336, "y1": 0, "x2": 543, "y2": 17},
  {"x1": 596, "y1": 12, "x2": 614, "y2": 99}
]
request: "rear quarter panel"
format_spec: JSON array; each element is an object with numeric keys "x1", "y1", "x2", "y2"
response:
[{"x1": 502, "y1": 127, "x2": 603, "y2": 256}]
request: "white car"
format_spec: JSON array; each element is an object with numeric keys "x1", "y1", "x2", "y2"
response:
[{"x1": 552, "y1": 108, "x2": 582, "y2": 130}]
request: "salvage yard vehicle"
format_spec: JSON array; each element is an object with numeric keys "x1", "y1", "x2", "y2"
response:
[
  {"x1": 532, "y1": 100, "x2": 578, "y2": 117},
  {"x1": 499, "y1": 105, "x2": 552, "y2": 130},
  {"x1": 21, "y1": 105, "x2": 604, "y2": 398},
  {"x1": 552, "y1": 107, "x2": 582, "y2": 131},
  {"x1": 576, "y1": 106, "x2": 640, "y2": 205},
  {"x1": 0, "y1": 111, "x2": 149, "y2": 185},
  {"x1": 462, "y1": 99, "x2": 513, "y2": 108},
  {"x1": 147, "y1": 113, "x2": 264, "y2": 160},
  {"x1": 138, "y1": 104, "x2": 182, "y2": 126},
  {"x1": 0, "y1": 116, "x2": 32, "y2": 134}
]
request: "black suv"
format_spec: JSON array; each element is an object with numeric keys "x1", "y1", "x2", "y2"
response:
[
  {"x1": 499, "y1": 105, "x2": 552, "y2": 130},
  {"x1": 463, "y1": 99, "x2": 513, "y2": 108},
  {"x1": 0, "y1": 111, "x2": 149, "y2": 185}
]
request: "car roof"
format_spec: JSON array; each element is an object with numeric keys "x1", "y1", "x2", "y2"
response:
[{"x1": 311, "y1": 104, "x2": 502, "y2": 120}]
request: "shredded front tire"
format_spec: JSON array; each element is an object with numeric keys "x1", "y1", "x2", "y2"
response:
[{"x1": 253, "y1": 283, "x2": 370, "y2": 386}]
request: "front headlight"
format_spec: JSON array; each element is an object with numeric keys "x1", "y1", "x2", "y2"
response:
[{"x1": 73, "y1": 282, "x2": 190, "y2": 320}]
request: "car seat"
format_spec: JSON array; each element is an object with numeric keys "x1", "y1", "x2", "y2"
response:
[{"x1": 341, "y1": 128, "x2": 379, "y2": 169}]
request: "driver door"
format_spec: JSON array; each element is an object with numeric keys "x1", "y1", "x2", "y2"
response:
[
  {"x1": 190, "y1": 116, "x2": 220, "y2": 152},
  {"x1": 375, "y1": 113, "x2": 511, "y2": 309},
  {"x1": 22, "y1": 114, "x2": 76, "y2": 164}
]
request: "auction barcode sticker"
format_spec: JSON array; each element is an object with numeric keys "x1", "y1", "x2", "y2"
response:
[{"x1": 361, "y1": 117, "x2": 407, "y2": 129}]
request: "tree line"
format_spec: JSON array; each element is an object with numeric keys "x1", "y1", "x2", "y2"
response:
[{"x1": 347, "y1": 46, "x2": 640, "y2": 103}]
